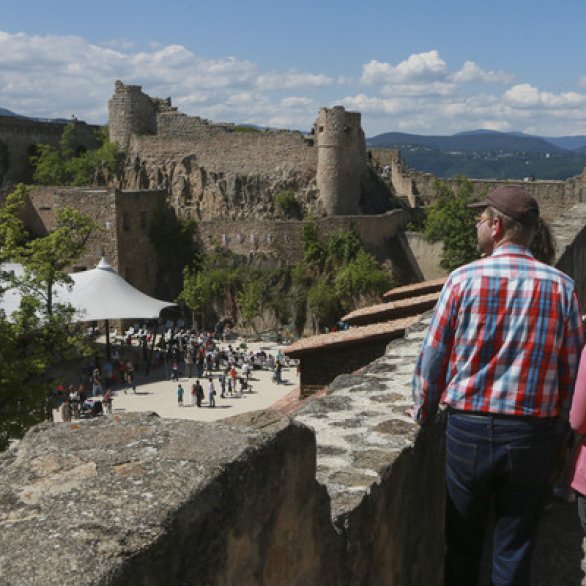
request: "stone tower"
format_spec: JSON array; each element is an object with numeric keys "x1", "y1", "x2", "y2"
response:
[
  {"x1": 316, "y1": 106, "x2": 366, "y2": 215},
  {"x1": 108, "y1": 81, "x2": 158, "y2": 149}
]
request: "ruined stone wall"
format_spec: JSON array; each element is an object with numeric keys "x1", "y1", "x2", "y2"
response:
[
  {"x1": 108, "y1": 81, "x2": 159, "y2": 149},
  {"x1": 404, "y1": 232, "x2": 447, "y2": 280},
  {"x1": 24, "y1": 186, "x2": 118, "y2": 272},
  {"x1": 551, "y1": 202, "x2": 586, "y2": 307},
  {"x1": 110, "y1": 83, "x2": 391, "y2": 222},
  {"x1": 384, "y1": 149, "x2": 586, "y2": 224},
  {"x1": 22, "y1": 187, "x2": 162, "y2": 296},
  {"x1": 122, "y1": 131, "x2": 318, "y2": 223},
  {"x1": 196, "y1": 210, "x2": 410, "y2": 265},
  {"x1": 0, "y1": 117, "x2": 100, "y2": 186},
  {"x1": 113, "y1": 190, "x2": 164, "y2": 295}
]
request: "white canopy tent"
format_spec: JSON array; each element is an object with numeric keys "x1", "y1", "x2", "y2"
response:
[
  {"x1": 1, "y1": 257, "x2": 175, "y2": 322},
  {"x1": 1, "y1": 257, "x2": 177, "y2": 360},
  {"x1": 66, "y1": 257, "x2": 175, "y2": 322}
]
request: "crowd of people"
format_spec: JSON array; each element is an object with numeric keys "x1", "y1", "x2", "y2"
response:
[
  {"x1": 167, "y1": 330, "x2": 291, "y2": 408},
  {"x1": 51, "y1": 326, "x2": 293, "y2": 418}
]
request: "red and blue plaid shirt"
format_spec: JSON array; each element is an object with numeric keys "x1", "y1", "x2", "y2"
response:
[{"x1": 412, "y1": 244, "x2": 583, "y2": 424}]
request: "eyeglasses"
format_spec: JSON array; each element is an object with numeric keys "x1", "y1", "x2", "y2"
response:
[{"x1": 475, "y1": 214, "x2": 490, "y2": 228}]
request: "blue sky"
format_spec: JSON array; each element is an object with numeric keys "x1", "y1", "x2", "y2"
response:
[{"x1": 2, "y1": 0, "x2": 586, "y2": 137}]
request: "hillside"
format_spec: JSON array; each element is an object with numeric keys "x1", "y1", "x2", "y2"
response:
[
  {"x1": 367, "y1": 130, "x2": 586, "y2": 179},
  {"x1": 0, "y1": 107, "x2": 23, "y2": 118}
]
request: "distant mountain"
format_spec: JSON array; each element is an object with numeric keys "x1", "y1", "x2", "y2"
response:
[
  {"x1": 367, "y1": 130, "x2": 568, "y2": 154},
  {"x1": 0, "y1": 107, "x2": 25, "y2": 118},
  {"x1": 366, "y1": 129, "x2": 586, "y2": 180},
  {"x1": 544, "y1": 136, "x2": 586, "y2": 151}
]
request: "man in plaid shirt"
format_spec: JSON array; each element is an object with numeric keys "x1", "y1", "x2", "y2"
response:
[{"x1": 412, "y1": 186, "x2": 583, "y2": 585}]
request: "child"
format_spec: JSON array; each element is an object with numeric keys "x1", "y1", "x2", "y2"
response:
[{"x1": 103, "y1": 389, "x2": 113, "y2": 413}]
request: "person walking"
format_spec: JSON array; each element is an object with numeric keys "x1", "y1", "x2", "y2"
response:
[
  {"x1": 184, "y1": 346, "x2": 194, "y2": 378},
  {"x1": 190, "y1": 382, "x2": 197, "y2": 406},
  {"x1": 177, "y1": 383, "x2": 184, "y2": 407},
  {"x1": 208, "y1": 377, "x2": 216, "y2": 408},
  {"x1": 411, "y1": 186, "x2": 583, "y2": 586},
  {"x1": 195, "y1": 380, "x2": 204, "y2": 408},
  {"x1": 125, "y1": 360, "x2": 136, "y2": 393},
  {"x1": 103, "y1": 389, "x2": 113, "y2": 414},
  {"x1": 60, "y1": 398, "x2": 73, "y2": 422},
  {"x1": 91, "y1": 366, "x2": 103, "y2": 396}
]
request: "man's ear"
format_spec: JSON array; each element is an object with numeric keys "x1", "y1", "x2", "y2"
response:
[{"x1": 491, "y1": 216, "x2": 504, "y2": 240}]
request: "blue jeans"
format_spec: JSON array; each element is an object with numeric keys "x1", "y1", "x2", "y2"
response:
[{"x1": 445, "y1": 411, "x2": 556, "y2": 586}]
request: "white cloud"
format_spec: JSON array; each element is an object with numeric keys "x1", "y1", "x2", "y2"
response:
[
  {"x1": 361, "y1": 51, "x2": 448, "y2": 85},
  {"x1": 0, "y1": 31, "x2": 586, "y2": 136},
  {"x1": 504, "y1": 84, "x2": 586, "y2": 108},
  {"x1": 451, "y1": 61, "x2": 513, "y2": 84}
]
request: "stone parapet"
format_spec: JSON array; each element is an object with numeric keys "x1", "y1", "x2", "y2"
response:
[
  {"x1": 0, "y1": 414, "x2": 345, "y2": 585},
  {"x1": 0, "y1": 314, "x2": 583, "y2": 584}
]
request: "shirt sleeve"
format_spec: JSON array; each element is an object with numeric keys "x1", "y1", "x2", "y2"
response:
[
  {"x1": 412, "y1": 277, "x2": 458, "y2": 425},
  {"x1": 558, "y1": 289, "x2": 584, "y2": 420}
]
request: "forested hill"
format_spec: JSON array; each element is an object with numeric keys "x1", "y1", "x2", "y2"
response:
[{"x1": 366, "y1": 130, "x2": 586, "y2": 180}]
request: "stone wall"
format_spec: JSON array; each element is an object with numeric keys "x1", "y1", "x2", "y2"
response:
[
  {"x1": 404, "y1": 232, "x2": 447, "y2": 280},
  {"x1": 551, "y1": 202, "x2": 586, "y2": 307},
  {"x1": 196, "y1": 209, "x2": 410, "y2": 266},
  {"x1": 382, "y1": 149, "x2": 586, "y2": 224},
  {"x1": 0, "y1": 415, "x2": 346, "y2": 585},
  {"x1": 108, "y1": 81, "x2": 159, "y2": 149},
  {"x1": 24, "y1": 186, "x2": 118, "y2": 272},
  {"x1": 22, "y1": 186, "x2": 162, "y2": 296},
  {"x1": 123, "y1": 130, "x2": 318, "y2": 222},
  {"x1": 0, "y1": 316, "x2": 582, "y2": 585},
  {"x1": 109, "y1": 82, "x2": 397, "y2": 223},
  {"x1": 0, "y1": 116, "x2": 100, "y2": 186},
  {"x1": 113, "y1": 189, "x2": 164, "y2": 295}
]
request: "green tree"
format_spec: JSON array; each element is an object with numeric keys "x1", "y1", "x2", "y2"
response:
[
  {"x1": 334, "y1": 249, "x2": 393, "y2": 305},
  {"x1": 302, "y1": 221, "x2": 326, "y2": 275},
  {"x1": 31, "y1": 123, "x2": 119, "y2": 186},
  {"x1": 324, "y1": 228, "x2": 363, "y2": 272},
  {"x1": 423, "y1": 178, "x2": 480, "y2": 271},
  {"x1": 306, "y1": 280, "x2": 340, "y2": 334},
  {"x1": 178, "y1": 267, "x2": 213, "y2": 330},
  {"x1": 0, "y1": 185, "x2": 98, "y2": 449},
  {"x1": 237, "y1": 281, "x2": 263, "y2": 332}
]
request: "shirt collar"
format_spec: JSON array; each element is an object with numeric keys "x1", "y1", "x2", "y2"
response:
[{"x1": 491, "y1": 243, "x2": 534, "y2": 258}]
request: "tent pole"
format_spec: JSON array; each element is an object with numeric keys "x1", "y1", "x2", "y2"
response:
[
  {"x1": 145, "y1": 322, "x2": 157, "y2": 376},
  {"x1": 105, "y1": 319, "x2": 111, "y2": 362}
]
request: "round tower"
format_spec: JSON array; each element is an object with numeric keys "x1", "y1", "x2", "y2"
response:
[
  {"x1": 316, "y1": 106, "x2": 366, "y2": 215},
  {"x1": 108, "y1": 81, "x2": 158, "y2": 150}
]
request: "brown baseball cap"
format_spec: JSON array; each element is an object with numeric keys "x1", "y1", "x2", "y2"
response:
[{"x1": 469, "y1": 185, "x2": 539, "y2": 225}]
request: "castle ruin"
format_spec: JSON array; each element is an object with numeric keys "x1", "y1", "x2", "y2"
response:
[{"x1": 108, "y1": 81, "x2": 393, "y2": 223}]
